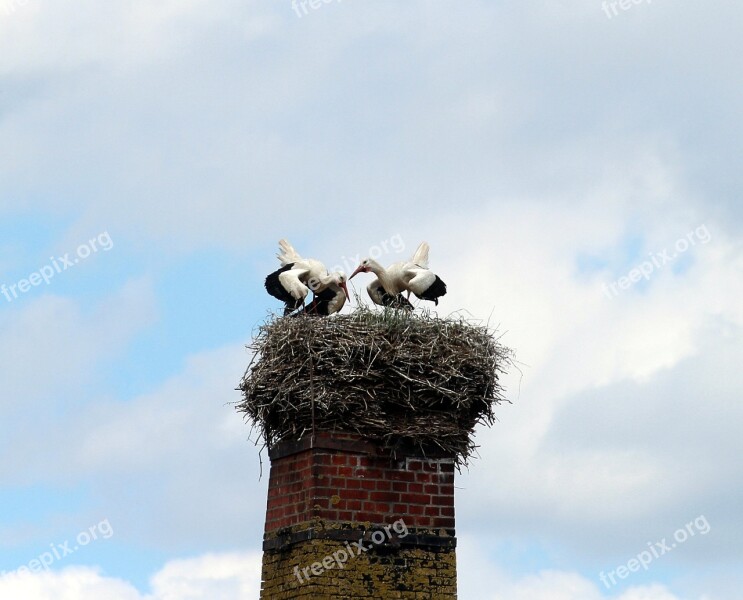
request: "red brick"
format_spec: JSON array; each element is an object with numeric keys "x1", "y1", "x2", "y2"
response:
[
  {"x1": 355, "y1": 512, "x2": 378, "y2": 523},
  {"x1": 392, "y1": 481, "x2": 408, "y2": 492},
  {"x1": 407, "y1": 493, "x2": 431, "y2": 505},
  {"x1": 388, "y1": 471, "x2": 416, "y2": 482},
  {"x1": 264, "y1": 437, "x2": 458, "y2": 538},
  {"x1": 370, "y1": 491, "x2": 399, "y2": 503},
  {"x1": 313, "y1": 487, "x2": 334, "y2": 498},
  {"x1": 343, "y1": 489, "x2": 368, "y2": 500},
  {"x1": 358, "y1": 468, "x2": 384, "y2": 478}
]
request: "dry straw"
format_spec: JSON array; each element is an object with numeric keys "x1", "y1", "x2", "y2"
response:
[{"x1": 237, "y1": 306, "x2": 513, "y2": 465}]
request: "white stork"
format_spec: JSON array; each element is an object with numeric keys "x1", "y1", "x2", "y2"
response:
[
  {"x1": 264, "y1": 239, "x2": 349, "y2": 315},
  {"x1": 349, "y1": 242, "x2": 447, "y2": 309},
  {"x1": 298, "y1": 273, "x2": 348, "y2": 317}
]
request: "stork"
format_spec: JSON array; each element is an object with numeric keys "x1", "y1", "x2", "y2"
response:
[
  {"x1": 298, "y1": 273, "x2": 348, "y2": 317},
  {"x1": 349, "y1": 242, "x2": 447, "y2": 309},
  {"x1": 264, "y1": 239, "x2": 349, "y2": 315}
]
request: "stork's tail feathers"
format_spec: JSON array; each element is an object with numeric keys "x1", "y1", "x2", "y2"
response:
[
  {"x1": 410, "y1": 241, "x2": 430, "y2": 268},
  {"x1": 277, "y1": 239, "x2": 302, "y2": 266},
  {"x1": 417, "y1": 274, "x2": 447, "y2": 304}
]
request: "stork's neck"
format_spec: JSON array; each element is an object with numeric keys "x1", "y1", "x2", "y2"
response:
[{"x1": 366, "y1": 260, "x2": 396, "y2": 293}]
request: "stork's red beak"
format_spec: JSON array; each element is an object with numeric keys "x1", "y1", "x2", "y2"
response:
[
  {"x1": 349, "y1": 265, "x2": 367, "y2": 280},
  {"x1": 340, "y1": 281, "x2": 350, "y2": 301}
]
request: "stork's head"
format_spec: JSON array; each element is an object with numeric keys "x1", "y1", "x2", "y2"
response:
[
  {"x1": 349, "y1": 258, "x2": 372, "y2": 280},
  {"x1": 333, "y1": 272, "x2": 350, "y2": 301}
]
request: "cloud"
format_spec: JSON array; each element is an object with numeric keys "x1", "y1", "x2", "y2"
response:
[
  {"x1": 0, "y1": 545, "x2": 694, "y2": 600},
  {"x1": 457, "y1": 535, "x2": 693, "y2": 600},
  {"x1": 2, "y1": 1, "x2": 742, "y2": 253},
  {"x1": 397, "y1": 199, "x2": 743, "y2": 570},
  {"x1": 0, "y1": 338, "x2": 265, "y2": 549},
  {"x1": 0, "y1": 277, "x2": 156, "y2": 410},
  {"x1": 1, "y1": 1, "x2": 741, "y2": 597},
  {"x1": 0, "y1": 551, "x2": 262, "y2": 600}
]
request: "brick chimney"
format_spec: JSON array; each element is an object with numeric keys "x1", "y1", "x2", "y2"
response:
[{"x1": 260, "y1": 432, "x2": 457, "y2": 599}]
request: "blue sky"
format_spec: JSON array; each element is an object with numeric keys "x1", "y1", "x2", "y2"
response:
[{"x1": 1, "y1": 1, "x2": 741, "y2": 598}]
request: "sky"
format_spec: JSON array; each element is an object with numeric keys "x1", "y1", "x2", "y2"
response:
[{"x1": 0, "y1": 0, "x2": 741, "y2": 598}]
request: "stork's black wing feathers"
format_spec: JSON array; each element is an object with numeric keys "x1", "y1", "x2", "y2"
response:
[
  {"x1": 264, "y1": 263, "x2": 296, "y2": 304},
  {"x1": 374, "y1": 284, "x2": 414, "y2": 311},
  {"x1": 416, "y1": 275, "x2": 447, "y2": 305}
]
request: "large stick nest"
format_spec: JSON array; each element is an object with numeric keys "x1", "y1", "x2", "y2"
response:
[{"x1": 237, "y1": 306, "x2": 514, "y2": 466}]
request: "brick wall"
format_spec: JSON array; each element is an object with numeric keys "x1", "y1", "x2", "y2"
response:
[{"x1": 260, "y1": 433, "x2": 458, "y2": 599}]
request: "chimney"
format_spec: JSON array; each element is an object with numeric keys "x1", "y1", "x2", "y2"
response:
[
  {"x1": 260, "y1": 432, "x2": 457, "y2": 598},
  {"x1": 238, "y1": 309, "x2": 511, "y2": 599}
]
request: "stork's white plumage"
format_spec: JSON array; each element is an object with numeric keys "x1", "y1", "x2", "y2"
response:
[
  {"x1": 265, "y1": 239, "x2": 349, "y2": 315},
  {"x1": 300, "y1": 273, "x2": 348, "y2": 317},
  {"x1": 349, "y1": 242, "x2": 447, "y2": 309}
]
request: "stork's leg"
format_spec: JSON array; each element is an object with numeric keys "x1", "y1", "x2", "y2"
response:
[{"x1": 284, "y1": 298, "x2": 304, "y2": 316}]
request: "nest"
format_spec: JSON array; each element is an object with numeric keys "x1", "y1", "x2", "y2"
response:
[{"x1": 237, "y1": 306, "x2": 513, "y2": 466}]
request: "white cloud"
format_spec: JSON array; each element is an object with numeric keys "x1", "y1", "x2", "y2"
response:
[
  {"x1": 0, "y1": 338, "x2": 265, "y2": 548},
  {"x1": 457, "y1": 536, "x2": 693, "y2": 600},
  {"x1": 0, "y1": 277, "x2": 156, "y2": 408},
  {"x1": 0, "y1": 546, "x2": 695, "y2": 600},
  {"x1": 402, "y1": 197, "x2": 743, "y2": 564},
  {"x1": 1, "y1": 1, "x2": 741, "y2": 597},
  {"x1": 148, "y1": 552, "x2": 262, "y2": 600},
  {"x1": 3, "y1": 1, "x2": 742, "y2": 251},
  {"x1": 0, "y1": 552, "x2": 262, "y2": 600}
]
